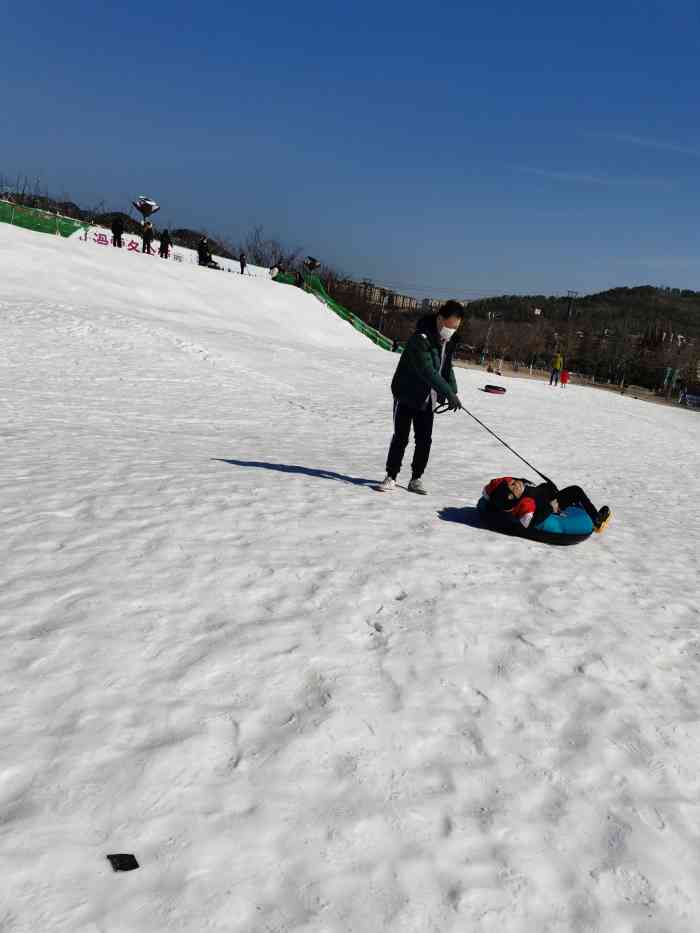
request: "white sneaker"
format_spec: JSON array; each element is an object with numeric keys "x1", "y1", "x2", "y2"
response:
[
  {"x1": 408, "y1": 477, "x2": 428, "y2": 495},
  {"x1": 377, "y1": 474, "x2": 396, "y2": 492}
]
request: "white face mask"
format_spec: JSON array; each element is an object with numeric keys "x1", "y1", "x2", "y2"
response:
[{"x1": 440, "y1": 325, "x2": 457, "y2": 341}]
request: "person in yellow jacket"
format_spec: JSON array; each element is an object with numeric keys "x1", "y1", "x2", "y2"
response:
[{"x1": 549, "y1": 352, "x2": 564, "y2": 386}]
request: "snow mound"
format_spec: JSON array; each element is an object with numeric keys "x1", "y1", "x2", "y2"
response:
[
  {"x1": 73, "y1": 223, "x2": 273, "y2": 278},
  {"x1": 2, "y1": 221, "x2": 700, "y2": 933}
]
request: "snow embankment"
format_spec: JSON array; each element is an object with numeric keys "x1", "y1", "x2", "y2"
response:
[
  {"x1": 1, "y1": 221, "x2": 700, "y2": 933},
  {"x1": 72, "y1": 224, "x2": 271, "y2": 278}
]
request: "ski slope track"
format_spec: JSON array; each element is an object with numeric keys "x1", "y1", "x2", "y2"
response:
[{"x1": 1, "y1": 222, "x2": 699, "y2": 932}]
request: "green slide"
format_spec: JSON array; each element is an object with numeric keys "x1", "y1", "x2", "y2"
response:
[{"x1": 272, "y1": 270, "x2": 396, "y2": 352}]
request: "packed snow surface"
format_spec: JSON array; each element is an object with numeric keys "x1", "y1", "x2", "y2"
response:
[{"x1": 1, "y1": 222, "x2": 699, "y2": 933}]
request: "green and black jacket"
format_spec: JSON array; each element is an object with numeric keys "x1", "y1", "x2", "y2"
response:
[{"x1": 391, "y1": 314, "x2": 459, "y2": 409}]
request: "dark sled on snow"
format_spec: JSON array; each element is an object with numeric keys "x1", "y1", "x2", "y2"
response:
[{"x1": 477, "y1": 497, "x2": 593, "y2": 546}]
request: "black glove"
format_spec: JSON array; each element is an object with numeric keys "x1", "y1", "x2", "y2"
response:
[{"x1": 447, "y1": 395, "x2": 463, "y2": 411}]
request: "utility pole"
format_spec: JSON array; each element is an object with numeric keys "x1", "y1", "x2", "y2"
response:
[
  {"x1": 483, "y1": 311, "x2": 500, "y2": 360},
  {"x1": 377, "y1": 290, "x2": 388, "y2": 332},
  {"x1": 564, "y1": 290, "x2": 579, "y2": 357}
]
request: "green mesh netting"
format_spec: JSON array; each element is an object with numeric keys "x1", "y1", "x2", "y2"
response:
[
  {"x1": 271, "y1": 272, "x2": 298, "y2": 285},
  {"x1": 302, "y1": 273, "x2": 395, "y2": 352},
  {"x1": 306, "y1": 275, "x2": 395, "y2": 352},
  {"x1": 271, "y1": 270, "x2": 396, "y2": 351},
  {"x1": 0, "y1": 200, "x2": 88, "y2": 238}
]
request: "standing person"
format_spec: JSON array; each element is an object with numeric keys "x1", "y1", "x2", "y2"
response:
[
  {"x1": 197, "y1": 236, "x2": 211, "y2": 266},
  {"x1": 549, "y1": 351, "x2": 563, "y2": 386},
  {"x1": 142, "y1": 221, "x2": 154, "y2": 255},
  {"x1": 560, "y1": 368, "x2": 570, "y2": 388},
  {"x1": 377, "y1": 300, "x2": 464, "y2": 495},
  {"x1": 110, "y1": 215, "x2": 124, "y2": 248},
  {"x1": 239, "y1": 252, "x2": 247, "y2": 276},
  {"x1": 158, "y1": 229, "x2": 172, "y2": 259}
]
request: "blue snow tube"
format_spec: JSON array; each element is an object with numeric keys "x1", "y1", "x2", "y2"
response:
[{"x1": 477, "y1": 497, "x2": 594, "y2": 546}]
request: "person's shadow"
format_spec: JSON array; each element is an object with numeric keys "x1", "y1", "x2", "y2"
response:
[
  {"x1": 213, "y1": 458, "x2": 376, "y2": 487},
  {"x1": 437, "y1": 506, "x2": 485, "y2": 529}
]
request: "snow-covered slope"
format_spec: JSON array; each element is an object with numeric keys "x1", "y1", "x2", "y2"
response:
[
  {"x1": 2, "y1": 222, "x2": 699, "y2": 932},
  {"x1": 73, "y1": 224, "x2": 271, "y2": 278}
]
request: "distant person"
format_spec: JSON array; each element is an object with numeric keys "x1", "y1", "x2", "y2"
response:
[
  {"x1": 142, "y1": 221, "x2": 154, "y2": 255},
  {"x1": 270, "y1": 265, "x2": 279, "y2": 279},
  {"x1": 158, "y1": 229, "x2": 172, "y2": 259},
  {"x1": 377, "y1": 300, "x2": 464, "y2": 496},
  {"x1": 549, "y1": 351, "x2": 563, "y2": 386},
  {"x1": 111, "y1": 215, "x2": 124, "y2": 248},
  {"x1": 197, "y1": 237, "x2": 210, "y2": 266},
  {"x1": 197, "y1": 236, "x2": 220, "y2": 270},
  {"x1": 560, "y1": 369, "x2": 570, "y2": 388},
  {"x1": 238, "y1": 252, "x2": 247, "y2": 275}
]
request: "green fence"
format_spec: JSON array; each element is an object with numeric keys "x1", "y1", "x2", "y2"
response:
[
  {"x1": 271, "y1": 271, "x2": 298, "y2": 286},
  {"x1": 0, "y1": 200, "x2": 89, "y2": 238},
  {"x1": 273, "y1": 270, "x2": 396, "y2": 352}
]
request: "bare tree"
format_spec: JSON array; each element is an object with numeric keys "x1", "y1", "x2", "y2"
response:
[{"x1": 231, "y1": 225, "x2": 303, "y2": 269}]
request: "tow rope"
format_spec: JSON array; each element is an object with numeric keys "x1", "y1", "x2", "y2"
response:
[{"x1": 434, "y1": 402, "x2": 553, "y2": 485}]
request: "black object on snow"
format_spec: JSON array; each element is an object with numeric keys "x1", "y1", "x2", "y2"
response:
[{"x1": 106, "y1": 853, "x2": 140, "y2": 872}]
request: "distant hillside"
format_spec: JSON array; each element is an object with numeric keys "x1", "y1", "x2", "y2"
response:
[
  {"x1": 327, "y1": 283, "x2": 699, "y2": 392},
  {"x1": 467, "y1": 286, "x2": 700, "y2": 339}
]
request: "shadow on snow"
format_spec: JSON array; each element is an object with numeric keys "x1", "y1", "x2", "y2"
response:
[
  {"x1": 213, "y1": 458, "x2": 377, "y2": 488},
  {"x1": 437, "y1": 506, "x2": 489, "y2": 531}
]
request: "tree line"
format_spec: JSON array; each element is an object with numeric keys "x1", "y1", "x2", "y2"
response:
[{"x1": 326, "y1": 282, "x2": 699, "y2": 393}]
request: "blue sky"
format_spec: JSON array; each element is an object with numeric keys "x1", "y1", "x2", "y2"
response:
[{"x1": 4, "y1": 0, "x2": 700, "y2": 296}]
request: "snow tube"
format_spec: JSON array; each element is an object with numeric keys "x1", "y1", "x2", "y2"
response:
[
  {"x1": 484, "y1": 385, "x2": 506, "y2": 394},
  {"x1": 477, "y1": 497, "x2": 594, "y2": 546}
]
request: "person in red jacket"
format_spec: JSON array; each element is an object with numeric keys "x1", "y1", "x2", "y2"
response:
[
  {"x1": 483, "y1": 476, "x2": 611, "y2": 533},
  {"x1": 560, "y1": 369, "x2": 570, "y2": 387}
]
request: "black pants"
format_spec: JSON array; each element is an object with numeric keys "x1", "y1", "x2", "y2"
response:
[
  {"x1": 556, "y1": 485, "x2": 598, "y2": 522},
  {"x1": 386, "y1": 400, "x2": 433, "y2": 480},
  {"x1": 549, "y1": 369, "x2": 560, "y2": 385},
  {"x1": 112, "y1": 234, "x2": 122, "y2": 248}
]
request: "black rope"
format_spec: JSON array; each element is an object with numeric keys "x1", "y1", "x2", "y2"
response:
[{"x1": 434, "y1": 403, "x2": 552, "y2": 485}]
